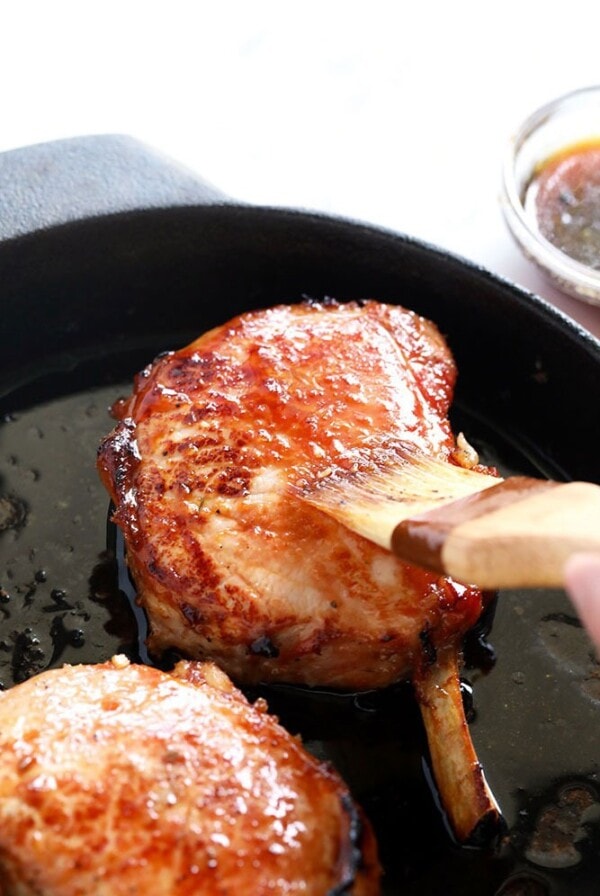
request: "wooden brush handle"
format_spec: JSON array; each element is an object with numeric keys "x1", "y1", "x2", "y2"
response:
[{"x1": 392, "y1": 478, "x2": 600, "y2": 589}]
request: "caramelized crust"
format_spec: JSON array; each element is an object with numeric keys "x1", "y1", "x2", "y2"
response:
[
  {"x1": 98, "y1": 300, "x2": 486, "y2": 690},
  {"x1": 0, "y1": 659, "x2": 380, "y2": 895}
]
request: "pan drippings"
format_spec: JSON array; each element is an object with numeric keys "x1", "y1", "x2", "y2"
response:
[{"x1": 0, "y1": 384, "x2": 138, "y2": 688}]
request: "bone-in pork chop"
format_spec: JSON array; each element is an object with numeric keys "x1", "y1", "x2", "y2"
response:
[{"x1": 97, "y1": 300, "x2": 499, "y2": 841}]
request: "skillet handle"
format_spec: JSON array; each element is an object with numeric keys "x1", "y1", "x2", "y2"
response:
[{"x1": 0, "y1": 134, "x2": 228, "y2": 242}]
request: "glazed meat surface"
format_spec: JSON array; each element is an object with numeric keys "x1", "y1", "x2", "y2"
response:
[
  {"x1": 98, "y1": 300, "x2": 486, "y2": 691},
  {"x1": 0, "y1": 657, "x2": 379, "y2": 895}
]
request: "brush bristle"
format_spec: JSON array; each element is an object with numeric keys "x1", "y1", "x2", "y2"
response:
[{"x1": 294, "y1": 445, "x2": 500, "y2": 549}]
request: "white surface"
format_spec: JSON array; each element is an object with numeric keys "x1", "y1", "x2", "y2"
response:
[{"x1": 2, "y1": 0, "x2": 600, "y2": 336}]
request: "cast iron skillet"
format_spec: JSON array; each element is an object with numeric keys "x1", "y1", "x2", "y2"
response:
[{"x1": 1, "y1": 136, "x2": 600, "y2": 896}]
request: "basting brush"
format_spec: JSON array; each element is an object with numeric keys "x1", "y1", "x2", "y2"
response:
[{"x1": 296, "y1": 446, "x2": 600, "y2": 589}]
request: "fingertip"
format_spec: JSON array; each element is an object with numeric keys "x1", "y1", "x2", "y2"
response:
[
  {"x1": 563, "y1": 552, "x2": 600, "y2": 648},
  {"x1": 564, "y1": 552, "x2": 600, "y2": 598}
]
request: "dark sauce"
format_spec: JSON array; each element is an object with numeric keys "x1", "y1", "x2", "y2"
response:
[
  {"x1": 524, "y1": 139, "x2": 600, "y2": 268},
  {"x1": 0, "y1": 384, "x2": 141, "y2": 689}
]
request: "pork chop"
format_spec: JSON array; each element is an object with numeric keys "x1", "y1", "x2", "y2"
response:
[
  {"x1": 0, "y1": 657, "x2": 379, "y2": 895},
  {"x1": 97, "y1": 299, "x2": 500, "y2": 841}
]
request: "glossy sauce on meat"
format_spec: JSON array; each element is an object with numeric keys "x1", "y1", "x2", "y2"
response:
[
  {"x1": 97, "y1": 299, "x2": 501, "y2": 842},
  {"x1": 98, "y1": 300, "x2": 486, "y2": 691}
]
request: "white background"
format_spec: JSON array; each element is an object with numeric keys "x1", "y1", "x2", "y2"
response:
[{"x1": 2, "y1": 0, "x2": 600, "y2": 336}]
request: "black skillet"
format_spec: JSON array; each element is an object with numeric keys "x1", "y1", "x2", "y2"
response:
[{"x1": 1, "y1": 135, "x2": 600, "y2": 896}]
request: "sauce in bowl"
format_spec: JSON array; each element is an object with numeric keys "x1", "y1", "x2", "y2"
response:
[
  {"x1": 501, "y1": 86, "x2": 600, "y2": 304},
  {"x1": 525, "y1": 139, "x2": 600, "y2": 270}
]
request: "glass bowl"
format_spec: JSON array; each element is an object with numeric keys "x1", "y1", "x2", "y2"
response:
[{"x1": 501, "y1": 85, "x2": 600, "y2": 306}]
